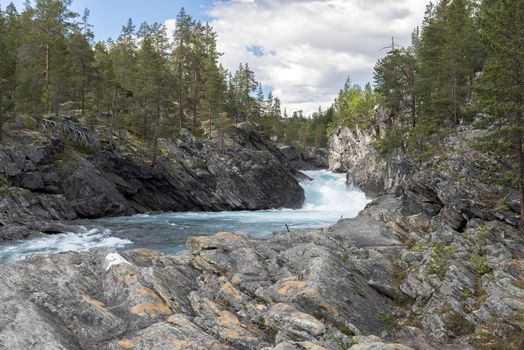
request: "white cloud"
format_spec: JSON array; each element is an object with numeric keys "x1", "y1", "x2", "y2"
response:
[
  {"x1": 206, "y1": 0, "x2": 427, "y2": 114},
  {"x1": 164, "y1": 18, "x2": 177, "y2": 38}
]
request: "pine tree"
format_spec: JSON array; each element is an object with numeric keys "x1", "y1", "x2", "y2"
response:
[
  {"x1": 374, "y1": 48, "x2": 417, "y2": 127},
  {"x1": 0, "y1": 3, "x2": 19, "y2": 138},
  {"x1": 68, "y1": 8, "x2": 94, "y2": 115},
  {"x1": 33, "y1": 0, "x2": 77, "y2": 113},
  {"x1": 479, "y1": 0, "x2": 524, "y2": 227},
  {"x1": 172, "y1": 8, "x2": 193, "y2": 134}
]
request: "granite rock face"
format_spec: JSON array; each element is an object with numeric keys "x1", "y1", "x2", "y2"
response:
[
  {"x1": 280, "y1": 145, "x2": 329, "y2": 171},
  {"x1": 0, "y1": 120, "x2": 304, "y2": 241}
]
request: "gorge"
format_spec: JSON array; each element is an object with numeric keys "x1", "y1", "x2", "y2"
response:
[{"x1": 0, "y1": 170, "x2": 370, "y2": 264}]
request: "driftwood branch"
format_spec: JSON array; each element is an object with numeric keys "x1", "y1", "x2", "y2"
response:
[{"x1": 41, "y1": 118, "x2": 100, "y2": 149}]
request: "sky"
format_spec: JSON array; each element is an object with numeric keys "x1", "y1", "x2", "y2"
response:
[{"x1": 6, "y1": 0, "x2": 428, "y2": 114}]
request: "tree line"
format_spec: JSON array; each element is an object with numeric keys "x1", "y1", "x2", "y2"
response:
[{"x1": 0, "y1": 0, "x2": 329, "y2": 150}]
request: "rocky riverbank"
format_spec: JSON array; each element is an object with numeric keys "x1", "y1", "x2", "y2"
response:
[{"x1": 0, "y1": 116, "x2": 319, "y2": 241}]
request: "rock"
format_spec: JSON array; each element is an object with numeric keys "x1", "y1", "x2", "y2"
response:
[
  {"x1": 0, "y1": 121, "x2": 305, "y2": 241},
  {"x1": 329, "y1": 127, "x2": 413, "y2": 197},
  {"x1": 280, "y1": 145, "x2": 329, "y2": 170},
  {"x1": 265, "y1": 303, "x2": 327, "y2": 339}
]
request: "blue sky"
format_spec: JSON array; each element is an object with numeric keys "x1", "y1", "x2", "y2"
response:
[
  {"x1": 7, "y1": 0, "x2": 213, "y2": 41},
  {"x1": 4, "y1": 0, "x2": 427, "y2": 114}
]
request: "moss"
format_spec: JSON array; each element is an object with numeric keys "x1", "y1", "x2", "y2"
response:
[
  {"x1": 53, "y1": 151, "x2": 75, "y2": 163},
  {"x1": 463, "y1": 288, "x2": 474, "y2": 298},
  {"x1": 379, "y1": 313, "x2": 398, "y2": 328},
  {"x1": 266, "y1": 327, "x2": 278, "y2": 341},
  {"x1": 473, "y1": 224, "x2": 488, "y2": 246},
  {"x1": 312, "y1": 310, "x2": 324, "y2": 321},
  {"x1": 324, "y1": 331, "x2": 354, "y2": 350},
  {"x1": 513, "y1": 279, "x2": 524, "y2": 290},
  {"x1": 64, "y1": 139, "x2": 94, "y2": 155},
  {"x1": 338, "y1": 324, "x2": 355, "y2": 337},
  {"x1": 437, "y1": 304, "x2": 453, "y2": 315}
]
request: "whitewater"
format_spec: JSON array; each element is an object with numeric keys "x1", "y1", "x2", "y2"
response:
[{"x1": 0, "y1": 170, "x2": 370, "y2": 264}]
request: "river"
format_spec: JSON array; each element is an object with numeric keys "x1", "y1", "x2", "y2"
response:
[{"x1": 0, "y1": 170, "x2": 369, "y2": 264}]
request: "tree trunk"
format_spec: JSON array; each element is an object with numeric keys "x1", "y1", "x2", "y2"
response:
[
  {"x1": 208, "y1": 106, "x2": 212, "y2": 141},
  {"x1": 44, "y1": 43, "x2": 50, "y2": 114},
  {"x1": 518, "y1": 112, "x2": 524, "y2": 229},
  {"x1": 0, "y1": 90, "x2": 4, "y2": 141},
  {"x1": 54, "y1": 83, "x2": 60, "y2": 116},
  {"x1": 81, "y1": 62, "x2": 86, "y2": 115},
  {"x1": 193, "y1": 70, "x2": 197, "y2": 133},
  {"x1": 151, "y1": 106, "x2": 160, "y2": 168},
  {"x1": 110, "y1": 87, "x2": 117, "y2": 146}
]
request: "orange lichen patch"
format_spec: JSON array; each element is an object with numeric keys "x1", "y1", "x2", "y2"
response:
[
  {"x1": 132, "y1": 248, "x2": 164, "y2": 258},
  {"x1": 82, "y1": 295, "x2": 106, "y2": 309},
  {"x1": 217, "y1": 311, "x2": 244, "y2": 339},
  {"x1": 167, "y1": 314, "x2": 191, "y2": 327},
  {"x1": 214, "y1": 232, "x2": 240, "y2": 242},
  {"x1": 118, "y1": 339, "x2": 133, "y2": 349},
  {"x1": 187, "y1": 232, "x2": 241, "y2": 251},
  {"x1": 319, "y1": 301, "x2": 338, "y2": 315},
  {"x1": 139, "y1": 287, "x2": 158, "y2": 299},
  {"x1": 277, "y1": 280, "x2": 306, "y2": 296},
  {"x1": 302, "y1": 287, "x2": 322, "y2": 299},
  {"x1": 187, "y1": 236, "x2": 213, "y2": 251},
  {"x1": 204, "y1": 298, "x2": 221, "y2": 314},
  {"x1": 130, "y1": 302, "x2": 172, "y2": 317},
  {"x1": 219, "y1": 282, "x2": 242, "y2": 300},
  {"x1": 191, "y1": 255, "x2": 215, "y2": 272}
]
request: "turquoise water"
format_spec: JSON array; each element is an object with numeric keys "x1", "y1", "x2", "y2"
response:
[{"x1": 0, "y1": 171, "x2": 369, "y2": 264}]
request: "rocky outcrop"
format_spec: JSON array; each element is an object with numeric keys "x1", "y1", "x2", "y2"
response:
[
  {"x1": 0, "y1": 118, "x2": 304, "y2": 241},
  {"x1": 329, "y1": 123, "x2": 520, "y2": 228},
  {"x1": 329, "y1": 127, "x2": 389, "y2": 197},
  {"x1": 280, "y1": 145, "x2": 329, "y2": 170},
  {"x1": 401, "y1": 127, "x2": 521, "y2": 229},
  {"x1": 0, "y1": 197, "x2": 440, "y2": 349}
]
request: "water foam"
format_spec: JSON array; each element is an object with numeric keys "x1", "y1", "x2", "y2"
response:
[{"x1": 0, "y1": 227, "x2": 132, "y2": 264}]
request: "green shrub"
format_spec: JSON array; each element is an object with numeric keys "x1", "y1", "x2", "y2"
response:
[
  {"x1": 428, "y1": 243, "x2": 455, "y2": 279},
  {"x1": 379, "y1": 313, "x2": 398, "y2": 328},
  {"x1": 471, "y1": 254, "x2": 492, "y2": 275}
]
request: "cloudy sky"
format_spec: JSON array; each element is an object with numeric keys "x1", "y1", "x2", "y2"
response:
[{"x1": 9, "y1": 0, "x2": 428, "y2": 114}]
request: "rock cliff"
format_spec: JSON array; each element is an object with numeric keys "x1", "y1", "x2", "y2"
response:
[{"x1": 0, "y1": 117, "x2": 305, "y2": 241}]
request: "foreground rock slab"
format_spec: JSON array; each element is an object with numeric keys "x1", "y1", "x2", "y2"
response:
[{"x1": 4, "y1": 192, "x2": 517, "y2": 349}]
